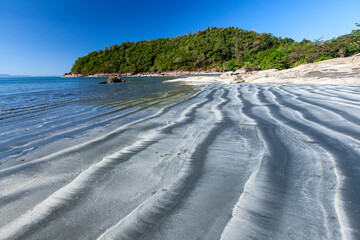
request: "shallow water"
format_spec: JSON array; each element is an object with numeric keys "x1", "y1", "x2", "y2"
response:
[
  {"x1": 0, "y1": 76, "x2": 195, "y2": 166},
  {"x1": 0, "y1": 80, "x2": 360, "y2": 240}
]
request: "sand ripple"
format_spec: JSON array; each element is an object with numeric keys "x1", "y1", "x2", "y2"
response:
[{"x1": 1, "y1": 83, "x2": 360, "y2": 239}]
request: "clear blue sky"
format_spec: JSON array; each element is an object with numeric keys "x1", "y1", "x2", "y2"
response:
[{"x1": 0, "y1": 0, "x2": 359, "y2": 76}]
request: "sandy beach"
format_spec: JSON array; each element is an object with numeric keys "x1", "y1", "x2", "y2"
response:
[
  {"x1": 3, "y1": 0, "x2": 360, "y2": 238},
  {"x1": 1, "y1": 76, "x2": 360, "y2": 239}
]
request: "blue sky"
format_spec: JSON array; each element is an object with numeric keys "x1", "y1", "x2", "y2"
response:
[{"x1": 0, "y1": 0, "x2": 359, "y2": 76}]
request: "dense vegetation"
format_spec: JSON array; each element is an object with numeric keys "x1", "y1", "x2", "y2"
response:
[{"x1": 71, "y1": 25, "x2": 360, "y2": 74}]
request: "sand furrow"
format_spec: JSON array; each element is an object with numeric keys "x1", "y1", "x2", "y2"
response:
[
  {"x1": 96, "y1": 89, "x2": 227, "y2": 239},
  {"x1": 267, "y1": 88, "x2": 360, "y2": 140},
  {"x1": 1, "y1": 83, "x2": 359, "y2": 240},
  {"x1": 219, "y1": 85, "x2": 291, "y2": 239},
  {"x1": 279, "y1": 87, "x2": 360, "y2": 125},
  {"x1": 257, "y1": 86, "x2": 360, "y2": 240},
  {"x1": 0, "y1": 89, "x2": 217, "y2": 239}
]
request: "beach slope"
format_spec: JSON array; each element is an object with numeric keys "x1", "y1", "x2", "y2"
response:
[{"x1": 1, "y1": 81, "x2": 360, "y2": 239}]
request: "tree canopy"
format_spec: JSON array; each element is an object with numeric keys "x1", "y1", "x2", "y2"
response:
[{"x1": 70, "y1": 25, "x2": 360, "y2": 74}]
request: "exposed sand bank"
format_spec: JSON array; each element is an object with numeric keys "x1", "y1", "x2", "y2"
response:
[{"x1": 165, "y1": 55, "x2": 360, "y2": 85}]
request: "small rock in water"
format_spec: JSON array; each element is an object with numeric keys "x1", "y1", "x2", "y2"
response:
[
  {"x1": 107, "y1": 74, "x2": 126, "y2": 84},
  {"x1": 98, "y1": 74, "x2": 127, "y2": 84}
]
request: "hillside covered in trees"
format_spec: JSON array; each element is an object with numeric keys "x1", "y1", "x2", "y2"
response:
[{"x1": 70, "y1": 25, "x2": 360, "y2": 74}]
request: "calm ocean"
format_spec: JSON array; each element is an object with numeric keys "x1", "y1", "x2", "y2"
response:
[{"x1": 0, "y1": 76, "x2": 195, "y2": 167}]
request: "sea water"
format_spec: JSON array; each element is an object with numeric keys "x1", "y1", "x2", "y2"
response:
[{"x1": 0, "y1": 76, "x2": 195, "y2": 167}]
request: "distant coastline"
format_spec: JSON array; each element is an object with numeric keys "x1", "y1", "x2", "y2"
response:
[
  {"x1": 0, "y1": 74, "x2": 32, "y2": 78},
  {"x1": 62, "y1": 54, "x2": 360, "y2": 85},
  {"x1": 0, "y1": 74, "x2": 60, "y2": 78}
]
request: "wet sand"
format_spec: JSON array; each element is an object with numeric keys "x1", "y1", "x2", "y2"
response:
[{"x1": 1, "y1": 82, "x2": 360, "y2": 239}]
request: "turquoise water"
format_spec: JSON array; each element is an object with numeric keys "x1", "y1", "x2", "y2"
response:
[
  {"x1": 0, "y1": 76, "x2": 187, "y2": 108},
  {"x1": 0, "y1": 76, "x2": 195, "y2": 164}
]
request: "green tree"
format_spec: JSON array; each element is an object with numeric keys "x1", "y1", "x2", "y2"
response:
[
  {"x1": 352, "y1": 23, "x2": 360, "y2": 35},
  {"x1": 70, "y1": 26, "x2": 360, "y2": 74}
]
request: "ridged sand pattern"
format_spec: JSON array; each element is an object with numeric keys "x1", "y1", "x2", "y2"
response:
[{"x1": 1, "y1": 83, "x2": 360, "y2": 240}]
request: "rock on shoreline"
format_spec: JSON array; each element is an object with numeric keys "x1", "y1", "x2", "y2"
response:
[
  {"x1": 229, "y1": 55, "x2": 360, "y2": 84},
  {"x1": 166, "y1": 55, "x2": 360, "y2": 85}
]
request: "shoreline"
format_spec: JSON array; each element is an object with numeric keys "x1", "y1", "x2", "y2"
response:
[
  {"x1": 63, "y1": 55, "x2": 360, "y2": 85},
  {"x1": 62, "y1": 70, "x2": 219, "y2": 78},
  {"x1": 165, "y1": 55, "x2": 360, "y2": 85}
]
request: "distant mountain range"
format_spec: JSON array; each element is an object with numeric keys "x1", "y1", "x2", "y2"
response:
[
  {"x1": 0, "y1": 74, "x2": 32, "y2": 78},
  {"x1": 0, "y1": 74, "x2": 60, "y2": 78}
]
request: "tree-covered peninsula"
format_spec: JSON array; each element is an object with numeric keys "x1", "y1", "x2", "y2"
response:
[{"x1": 69, "y1": 25, "x2": 360, "y2": 75}]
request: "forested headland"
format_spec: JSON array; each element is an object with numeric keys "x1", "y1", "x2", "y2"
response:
[{"x1": 69, "y1": 25, "x2": 360, "y2": 75}]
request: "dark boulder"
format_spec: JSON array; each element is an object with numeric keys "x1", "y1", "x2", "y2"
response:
[{"x1": 107, "y1": 74, "x2": 126, "y2": 83}]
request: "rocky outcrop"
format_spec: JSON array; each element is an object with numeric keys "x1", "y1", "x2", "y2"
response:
[
  {"x1": 171, "y1": 55, "x2": 360, "y2": 85},
  {"x1": 62, "y1": 72, "x2": 89, "y2": 78},
  {"x1": 97, "y1": 75, "x2": 127, "y2": 84},
  {"x1": 219, "y1": 55, "x2": 360, "y2": 84},
  {"x1": 219, "y1": 67, "x2": 256, "y2": 83},
  {"x1": 107, "y1": 75, "x2": 126, "y2": 83}
]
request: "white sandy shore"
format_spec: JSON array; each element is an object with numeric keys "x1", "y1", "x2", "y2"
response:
[
  {"x1": 1, "y1": 83, "x2": 360, "y2": 239},
  {"x1": 165, "y1": 55, "x2": 360, "y2": 85}
]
